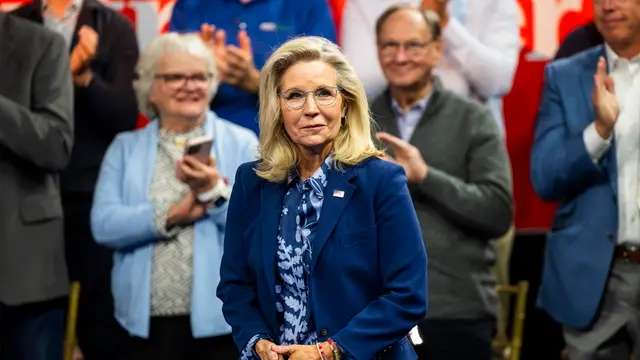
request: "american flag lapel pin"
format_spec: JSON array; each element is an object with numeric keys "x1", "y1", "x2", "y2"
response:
[{"x1": 333, "y1": 190, "x2": 345, "y2": 198}]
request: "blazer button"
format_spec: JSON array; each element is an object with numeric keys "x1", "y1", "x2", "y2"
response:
[
  {"x1": 319, "y1": 328, "x2": 328, "y2": 336},
  {"x1": 607, "y1": 232, "x2": 614, "y2": 241}
]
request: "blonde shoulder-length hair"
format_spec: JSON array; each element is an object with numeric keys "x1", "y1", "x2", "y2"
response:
[{"x1": 255, "y1": 36, "x2": 383, "y2": 183}]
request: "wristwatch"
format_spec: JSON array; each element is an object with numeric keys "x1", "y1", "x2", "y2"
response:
[{"x1": 197, "y1": 180, "x2": 231, "y2": 207}]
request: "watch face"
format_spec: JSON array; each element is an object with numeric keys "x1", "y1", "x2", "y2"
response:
[{"x1": 214, "y1": 197, "x2": 228, "y2": 208}]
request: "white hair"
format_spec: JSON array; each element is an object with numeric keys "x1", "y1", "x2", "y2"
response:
[{"x1": 133, "y1": 32, "x2": 219, "y2": 119}]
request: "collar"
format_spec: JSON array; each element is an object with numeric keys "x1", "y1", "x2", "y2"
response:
[
  {"x1": 604, "y1": 43, "x2": 640, "y2": 70},
  {"x1": 41, "y1": 0, "x2": 83, "y2": 13},
  {"x1": 287, "y1": 155, "x2": 333, "y2": 186},
  {"x1": 152, "y1": 110, "x2": 218, "y2": 143},
  {"x1": 390, "y1": 86, "x2": 433, "y2": 116}
]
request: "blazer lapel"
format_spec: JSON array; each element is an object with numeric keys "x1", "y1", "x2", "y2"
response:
[
  {"x1": 578, "y1": 46, "x2": 605, "y2": 116},
  {"x1": 598, "y1": 48, "x2": 618, "y2": 198},
  {"x1": 261, "y1": 180, "x2": 288, "y2": 302},
  {"x1": 373, "y1": 89, "x2": 402, "y2": 138},
  {"x1": 204, "y1": 111, "x2": 225, "y2": 170},
  {"x1": 0, "y1": 1, "x2": 41, "y2": 74},
  {"x1": 70, "y1": 1, "x2": 93, "y2": 51},
  {"x1": 140, "y1": 121, "x2": 158, "y2": 202},
  {"x1": 579, "y1": 46, "x2": 618, "y2": 198},
  {"x1": 408, "y1": 78, "x2": 443, "y2": 145},
  {"x1": 309, "y1": 165, "x2": 357, "y2": 271},
  {"x1": 119, "y1": 120, "x2": 157, "y2": 202}
]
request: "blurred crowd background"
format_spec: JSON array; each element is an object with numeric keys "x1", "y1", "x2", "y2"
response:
[{"x1": 0, "y1": 0, "x2": 623, "y2": 359}]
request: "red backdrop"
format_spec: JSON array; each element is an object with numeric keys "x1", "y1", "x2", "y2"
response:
[
  {"x1": 503, "y1": 1, "x2": 592, "y2": 231},
  {"x1": 0, "y1": 0, "x2": 595, "y2": 231}
]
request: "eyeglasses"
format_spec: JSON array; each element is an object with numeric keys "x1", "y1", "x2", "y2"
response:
[
  {"x1": 154, "y1": 72, "x2": 212, "y2": 88},
  {"x1": 378, "y1": 40, "x2": 434, "y2": 58},
  {"x1": 278, "y1": 86, "x2": 342, "y2": 110}
]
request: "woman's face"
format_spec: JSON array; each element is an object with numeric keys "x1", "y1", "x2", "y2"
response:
[
  {"x1": 279, "y1": 60, "x2": 344, "y2": 154},
  {"x1": 149, "y1": 51, "x2": 211, "y2": 120}
]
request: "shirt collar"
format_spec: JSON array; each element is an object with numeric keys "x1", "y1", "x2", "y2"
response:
[
  {"x1": 390, "y1": 88, "x2": 432, "y2": 116},
  {"x1": 41, "y1": 0, "x2": 83, "y2": 16},
  {"x1": 287, "y1": 155, "x2": 333, "y2": 186},
  {"x1": 604, "y1": 43, "x2": 640, "y2": 70}
]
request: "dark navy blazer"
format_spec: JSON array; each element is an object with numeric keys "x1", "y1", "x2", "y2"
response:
[{"x1": 218, "y1": 157, "x2": 428, "y2": 359}]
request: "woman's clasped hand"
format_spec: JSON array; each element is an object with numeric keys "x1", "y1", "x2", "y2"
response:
[{"x1": 255, "y1": 339, "x2": 338, "y2": 360}]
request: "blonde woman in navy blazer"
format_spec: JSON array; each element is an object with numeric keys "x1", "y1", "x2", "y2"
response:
[{"x1": 217, "y1": 36, "x2": 428, "y2": 360}]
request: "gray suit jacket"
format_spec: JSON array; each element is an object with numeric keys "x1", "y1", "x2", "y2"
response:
[
  {"x1": 371, "y1": 81, "x2": 513, "y2": 320},
  {"x1": 0, "y1": 12, "x2": 73, "y2": 305}
]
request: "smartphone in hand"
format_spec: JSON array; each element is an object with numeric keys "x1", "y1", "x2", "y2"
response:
[
  {"x1": 176, "y1": 135, "x2": 213, "y2": 181},
  {"x1": 184, "y1": 135, "x2": 213, "y2": 163}
]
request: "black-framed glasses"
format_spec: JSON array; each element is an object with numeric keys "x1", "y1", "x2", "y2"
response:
[
  {"x1": 278, "y1": 86, "x2": 342, "y2": 110},
  {"x1": 154, "y1": 72, "x2": 213, "y2": 88},
  {"x1": 378, "y1": 40, "x2": 434, "y2": 58}
]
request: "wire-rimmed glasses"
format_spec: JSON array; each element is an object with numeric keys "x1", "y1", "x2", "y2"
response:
[
  {"x1": 278, "y1": 86, "x2": 342, "y2": 110},
  {"x1": 154, "y1": 72, "x2": 213, "y2": 89}
]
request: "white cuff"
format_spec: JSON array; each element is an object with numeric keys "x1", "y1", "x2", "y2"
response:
[
  {"x1": 197, "y1": 180, "x2": 230, "y2": 205},
  {"x1": 583, "y1": 123, "x2": 613, "y2": 163},
  {"x1": 442, "y1": 17, "x2": 467, "y2": 53}
]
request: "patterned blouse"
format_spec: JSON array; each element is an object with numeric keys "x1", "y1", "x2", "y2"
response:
[
  {"x1": 240, "y1": 156, "x2": 332, "y2": 359},
  {"x1": 149, "y1": 127, "x2": 203, "y2": 316}
]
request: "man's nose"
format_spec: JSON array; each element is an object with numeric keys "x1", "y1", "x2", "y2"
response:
[
  {"x1": 601, "y1": 0, "x2": 615, "y2": 11},
  {"x1": 394, "y1": 46, "x2": 409, "y2": 63}
]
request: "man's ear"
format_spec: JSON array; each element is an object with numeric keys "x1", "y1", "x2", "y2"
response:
[{"x1": 430, "y1": 39, "x2": 444, "y2": 65}]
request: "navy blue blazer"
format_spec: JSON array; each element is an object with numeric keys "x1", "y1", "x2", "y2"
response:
[
  {"x1": 531, "y1": 45, "x2": 617, "y2": 329},
  {"x1": 218, "y1": 157, "x2": 428, "y2": 359}
]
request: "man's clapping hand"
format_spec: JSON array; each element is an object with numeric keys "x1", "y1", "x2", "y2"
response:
[
  {"x1": 70, "y1": 25, "x2": 98, "y2": 85},
  {"x1": 421, "y1": 0, "x2": 449, "y2": 27},
  {"x1": 592, "y1": 56, "x2": 619, "y2": 139},
  {"x1": 377, "y1": 132, "x2": 429, "y2": 183},
  {"x1": 199, "y1": 23, "x2": 260, "y2": 93}
]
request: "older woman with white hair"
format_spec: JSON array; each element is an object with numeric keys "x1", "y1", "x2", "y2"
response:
[
  {"x1": 217, "y1": 36, "x2": 428, "y2": 360},
  {"x1": 90, "y1": 32, "x2": 258, "y2": 359}
]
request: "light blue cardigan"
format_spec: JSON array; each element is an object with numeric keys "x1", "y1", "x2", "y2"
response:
[{"x1": 90, "y1": 111, "x2": 258, "y2": 338}]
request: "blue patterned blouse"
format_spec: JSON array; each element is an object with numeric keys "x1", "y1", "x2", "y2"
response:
[{"x1": 240, "y1": 156, "x2": 332, "y2": 359}]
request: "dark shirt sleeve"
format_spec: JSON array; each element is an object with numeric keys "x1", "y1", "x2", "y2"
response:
[
  {"x1": 168, "y1": 0, "x2": 198, "y2": 32},
  {"x1": 297, "y1": 0, "x2": 337, "y2": 43},
  {"x1": 75, "y1": 14, "x2": 139, "y2": 136}
]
